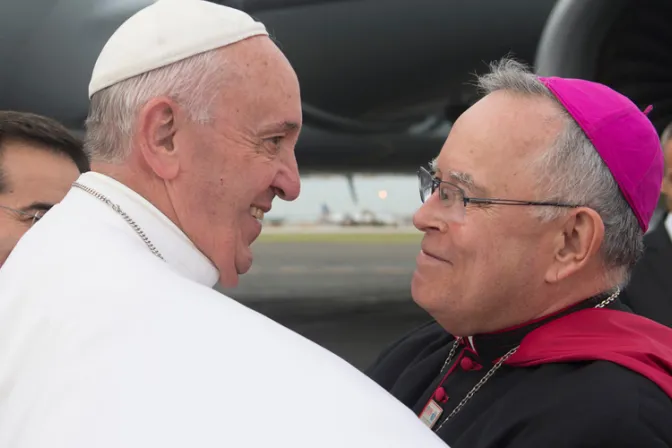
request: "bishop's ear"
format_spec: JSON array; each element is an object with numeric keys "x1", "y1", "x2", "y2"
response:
[
  {"x1": 545, "y1": 207, "x2": 604, "y2": 283},
  {"x1": 136, "y1": 97, "x2": 181, "y2": 180}
]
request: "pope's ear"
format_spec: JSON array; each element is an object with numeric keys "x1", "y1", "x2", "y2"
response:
[{"x1": 136, "y1": 97, "x2": 180, "y2": 180}]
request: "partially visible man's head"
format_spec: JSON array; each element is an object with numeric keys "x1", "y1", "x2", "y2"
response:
[
  {"x1": 412, "y1": 58, "x2": 661, "y2": 336},
  {"x1": 0, "y1": 111, "x2": 90, "y2": 267},
  {"x1": 659, "y1": 122, "x2": 672, "y2": 212},
  {"x1": 84, "y1": 0, "x2": 302, "y2": 287}
]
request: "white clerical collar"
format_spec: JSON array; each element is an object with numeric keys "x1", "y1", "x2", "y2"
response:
[
  {"x1": 75, "y1": 172, "x2": 219, "y2": 288},
  {"x1": 665, "y1": 213, "x2": 672, "y2": 243}
]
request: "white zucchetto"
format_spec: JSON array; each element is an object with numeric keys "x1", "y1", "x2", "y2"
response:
[{"x1": 89, "y1": 0, "x2": 268, "y2": 98}]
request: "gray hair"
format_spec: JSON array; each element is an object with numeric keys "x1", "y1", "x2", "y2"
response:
[
  {"x1": 476, "y1": 58, "x2": 643, "y2": 286},
  {"x1": 83, "y1": 50, "x2": 224, "y2": 163}
]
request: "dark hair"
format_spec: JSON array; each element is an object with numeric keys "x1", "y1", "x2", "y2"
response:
[{"x1": 0, "y1": 111, "x2": 90, "y2": 192}]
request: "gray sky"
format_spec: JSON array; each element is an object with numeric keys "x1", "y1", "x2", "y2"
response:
[{"x1": 266, "y1": 174, "x2": 420, "y2": 222}]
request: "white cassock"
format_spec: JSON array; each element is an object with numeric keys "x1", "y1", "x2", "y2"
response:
[{"x1": 0, "y1": 172, "x2": 447, "y2": 447}]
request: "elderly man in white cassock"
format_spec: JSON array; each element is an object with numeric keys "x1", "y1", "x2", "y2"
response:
[{"x1": 0, "y1": 1, "x2": 447, "y2": 447}]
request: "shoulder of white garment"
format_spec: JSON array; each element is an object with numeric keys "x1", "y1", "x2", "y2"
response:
[{"x1": 0, "y1": 189, "x2": 448, "y2": 447}]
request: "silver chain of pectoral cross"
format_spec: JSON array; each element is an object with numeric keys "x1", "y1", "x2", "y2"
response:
[
  {"x1": 433, "y1": 287, "x2": 621, "y2": 433},
  {"x1": 72, "y1": 182, "x2": 165, "y2": 261}
]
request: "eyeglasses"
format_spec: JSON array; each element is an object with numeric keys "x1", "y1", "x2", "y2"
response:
[
  {"x1": 0, "y1": 204, "x2": 46, "y2": 225},
  {"x1": 417, "y1": 166, "x2": 580, "y2": 223}
]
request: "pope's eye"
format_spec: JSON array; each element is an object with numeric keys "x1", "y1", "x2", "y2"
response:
[{"x1": 267, "y1": 136, "x2": 283, "y2": 146}]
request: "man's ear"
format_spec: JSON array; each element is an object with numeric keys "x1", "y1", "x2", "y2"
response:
[
  {"x1": 136, "y1": 97, "x2": 181, "y2": 180},
  {"x1": 545, "y1": 207, "x2": 604, "y2": 283}
]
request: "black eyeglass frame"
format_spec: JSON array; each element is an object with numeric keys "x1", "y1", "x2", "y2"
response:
[{"x1": 417, "y1": 166, "x2": 582, "y2": 209}]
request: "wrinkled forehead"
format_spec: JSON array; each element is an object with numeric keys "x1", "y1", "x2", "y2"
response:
[
  {"x1": 434, "y1": 91, "x2": 563, "y2": 194},
  {"x1": 214, "y1": 37, "x2": 301, "y2": 125},
  {"x1": 223, "y1": 37, "x2": 299, "y2": 93}
]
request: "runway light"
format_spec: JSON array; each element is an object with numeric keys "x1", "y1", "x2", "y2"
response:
[{"x1": 378, "y1": 190, "x2": 388, "y2": 200}]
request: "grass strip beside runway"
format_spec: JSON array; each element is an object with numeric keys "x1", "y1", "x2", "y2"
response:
[{"x1": 256, "y1": 232, "x2": 422, "y2": 244}]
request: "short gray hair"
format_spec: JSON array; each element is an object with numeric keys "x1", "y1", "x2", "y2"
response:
[
  {"x1": 476, "y1": 58, "x2": 643, "y2": 285},
  {"x1": 83, "y1": 50, "x2": 224, "y2": 163}
]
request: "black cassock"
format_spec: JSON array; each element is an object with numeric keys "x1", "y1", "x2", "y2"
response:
[
  {"x1": 367, "y1": 295, "x2": 672, "y2": 448},
  {"x1": 620, "y1": 215, "x2": 672, "y2": 327}
]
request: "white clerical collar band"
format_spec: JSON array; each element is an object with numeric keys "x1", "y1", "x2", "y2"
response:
[{"x1": 72, "y1": 172, "x2": 219, "y2": 287}]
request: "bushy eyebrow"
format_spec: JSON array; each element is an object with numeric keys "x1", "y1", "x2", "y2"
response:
[
  {"x1": 258, "y1": 120, "x2": 300, "y2": 135},
  {"x1": 21, "y1": 201, "x2": 53, "y2": 212},
  {"x1": 429, "y1": 158, "x2": 487, "y2": 195}
]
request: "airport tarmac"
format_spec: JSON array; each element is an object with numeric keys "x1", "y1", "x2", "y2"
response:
[
  {"x1": 219, "y1": 239, "x2": 420, "y2": 301},
  {"x1": 216, "y1": 229, "x2": 433, "y2": 370}
]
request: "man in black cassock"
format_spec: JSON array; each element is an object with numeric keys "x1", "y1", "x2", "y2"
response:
[
  {"x1": 367, "y1": 58, "x2": 672, "y2": 447},
  {"x1": 620, "y1": 121, "x2": 672, "y2": 326}
]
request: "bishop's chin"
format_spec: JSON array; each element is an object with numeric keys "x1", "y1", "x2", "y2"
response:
[
  {"x1": 410, "y1": 272, "x2": 430, "y2": 306},
  {"x1": 411, "y1": 272, "x2": 444, "y2": 312}
]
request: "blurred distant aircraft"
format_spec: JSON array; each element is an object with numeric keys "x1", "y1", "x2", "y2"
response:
[{"x1": 0, "y1": 0, "x2": 557, "y2": 175}]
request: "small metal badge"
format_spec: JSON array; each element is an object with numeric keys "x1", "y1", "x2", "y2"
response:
[{"x1": 419, "y1": 399, "x2": 444, "y2": 429}]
